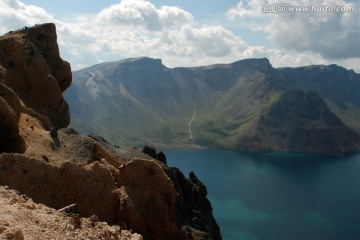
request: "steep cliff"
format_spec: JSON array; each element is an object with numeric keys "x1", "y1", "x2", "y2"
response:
[
  {"x1": 0, "y1": 23, "x2": 71, "y2": 129},
  {"x1": 238, "y1": 90, "x2": 360, "y2": 155},
  {"x1": 0, "y1": 24, "x2": 221, "y2": 240}
]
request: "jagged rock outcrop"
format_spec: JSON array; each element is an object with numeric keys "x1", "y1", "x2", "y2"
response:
[
  {"x1": 0, "y1": 23, "x2": 71, "y2": 129},
  {"x1": 117, "y1": 159, "x2": 186, "y2": 240},
  {"x1": 142, "y1": 145, "x2": 167, "y2": 164},
  {"x1": 0, "y1": 24, "x2": 221, "y2": 240},
  {"x1": 166, "y1": 168, "x2": 222, "y2": 240},
  {"x1": 238, "y1": 90, "x2": 360, "y2": 155}
]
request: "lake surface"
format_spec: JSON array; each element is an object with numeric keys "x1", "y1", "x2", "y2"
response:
[{"x1": 165, "y1": 149, "x2": 360, "y2": 240}]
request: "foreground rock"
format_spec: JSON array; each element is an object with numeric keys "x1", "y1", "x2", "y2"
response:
[
  {"x1": 0, "y1": 137, "x2": 220, "y2": 239},
  {"x1": 0, "y1": 23, "x2": 71, "y2": 154},
  {"x1": 0, "y1": 142, "x2": 220, "y2": 239},
  {"x1": 0, "y1": 185, "x2": 142, "y2": 240},
  {"x1": 0, "y1": 23, "x2": 71, "y2": 128},
  {"x1": 0, "y1": 24, "x2": 221, "y2": 240}
]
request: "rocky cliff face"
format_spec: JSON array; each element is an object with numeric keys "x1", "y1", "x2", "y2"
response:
[
  {"x1": 0, "y1": 23, "x2": 71, "y2": 153},
  {"x1": 273, "y1": 64, "x2": 360, "y2": 133},
  {"x1": 238, "y1": 90, "x2": 360, "y2": 155},
  {"x1": 0, "y1": 23, "x2": 71, "y2": 128},
  {"x1": 0, "y1": 24, "x2": 221, "y2": 240}
]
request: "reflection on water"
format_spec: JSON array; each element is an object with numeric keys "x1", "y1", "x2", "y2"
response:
[{"x1": 166, "y1": 149, "x2": 360, "y2": 240}]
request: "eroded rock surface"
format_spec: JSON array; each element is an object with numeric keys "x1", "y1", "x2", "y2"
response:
[
  {"x1": 0, "y1": 144, "x2": 221, "y2": 239},
  {"x1": 117, "y1": 159, "x2": 186, "y2": 240},
  {"x1": 0, "y1": 23, "x2": 71, "y2": 130},
  {"x1": 0, "y1": 23, "x2": 221, "y2": 240}
]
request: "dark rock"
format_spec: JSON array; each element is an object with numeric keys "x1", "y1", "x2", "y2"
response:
[
  {"x1": 50, "y1": 126, "x2": 58, "y2": 138},
  {"x1": 41, "y1": 155, "x2": 49, "y2": 162},
  {"x1": 142, "y1": 145, "x2": 157, "y2": 159},
  {"x1": 142, "y1": 145, "x2": 167, "y2": 164},
  {"x1": 89, "y1": 215, "x2": 99, "y2": 222},
  {"x1": 157, "y1": 151, "x2": 167, "y2": 164},
  {"x1": 166, "y1": 167, "x2": 222, "y2": 240}
]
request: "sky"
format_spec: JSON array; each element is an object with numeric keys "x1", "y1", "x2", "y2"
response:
[{"x1": 0, "y1": 0, "x2": 359, "y2": 72}]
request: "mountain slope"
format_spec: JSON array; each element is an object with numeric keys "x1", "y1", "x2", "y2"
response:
[
  {"x1": 239, "y1": 90, "x2": 360, "y2": 155},
  {"x1": 273, "y1": 64, "x2": 360, "y2": 132},
  {"x1": 65, "y1": 57, "x2": 360, "y2": 155},
  {"x1": 66, "y1": 58, "x2": 278, "y2": 146}
]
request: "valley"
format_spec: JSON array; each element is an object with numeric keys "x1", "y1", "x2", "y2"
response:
[{"x1": 65, "y1": 57, "x2": 360, "y2": 155}]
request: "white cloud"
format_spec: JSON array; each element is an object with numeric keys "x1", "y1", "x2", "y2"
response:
[
  {"x1": 52, "y1": 1, "x2": 261, "y2": 70},
  {"x1": 0, "y1": 0, "x2": 359, "y2": 73},
  {"x1": 267, "y1": 50, "x2": 328, "y2": 68},
  {"x1": 227, "y1": 0, "x2": 264, "y2": 20},
  {"x1": 160, "y1": 25, "x2": 247, "y2": 57},
  {"x1": 96, "y1": 0, "x2": 193, "y2": 31},
  {"x1": 268, "y1": 1, "x2": 360, "y2": 59},
  {"x1": 0, "y1": 0, "x2": 53, "y2": 33},
  {"x1": 340, "y1": 58, "x2": 360, "y2": 72},
  {"x1": 227, "y1": 0, "x2": 360, "y2": 60}
]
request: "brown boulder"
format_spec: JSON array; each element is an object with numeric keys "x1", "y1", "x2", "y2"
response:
[
  {"x1": 0, "y1": 23, "x2": 71, "y2": 128},
  {"x1": 117, "y1": 158, "x2": 186, "y2": 240},
  {"x1": 0, "y1": 153, "x2": 196, "y2": 240},
  {"x1": 26, "y1": 23, "x2": 72, "y2": 91},
  {"x1": 0, "y1": 154, "x2": 120, "y2": 223}
]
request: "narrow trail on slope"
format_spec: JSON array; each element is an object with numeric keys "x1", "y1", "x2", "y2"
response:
[{"x1": 188, "y1": 104, "x2": 196, "y2": 139}]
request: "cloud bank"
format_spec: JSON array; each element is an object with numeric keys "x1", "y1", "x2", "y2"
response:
[
  {"x1": 228, "y1": 0, "x2": 360, "y2": 60},
  {"x1": 0, "y1": 0, "x2": 359, "y2": 72},
  {"x1": 97, "y1": 0, "x2": 193, "y2": 31}
]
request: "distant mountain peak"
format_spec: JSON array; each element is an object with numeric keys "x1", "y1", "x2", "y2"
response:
[
  {"x1": 231, "y1": 58, "x2": 272, "y2": 69},
  {"x1": 116, "y1": 57, "x2": 164, "y2": 67}
]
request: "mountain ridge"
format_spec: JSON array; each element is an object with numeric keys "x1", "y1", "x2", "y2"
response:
[{"x1": 65, "y1": 57, "x2": 360, "y2": 155}]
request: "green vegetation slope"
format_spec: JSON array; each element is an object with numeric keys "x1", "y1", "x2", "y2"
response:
[{"x1": 64, "y1": 57, "x2": 360, "y2": 155}]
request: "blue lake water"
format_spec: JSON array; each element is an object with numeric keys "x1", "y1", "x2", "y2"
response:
[{"x1": 165, "y1": 149, "x2": 360, "y2": 240}]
